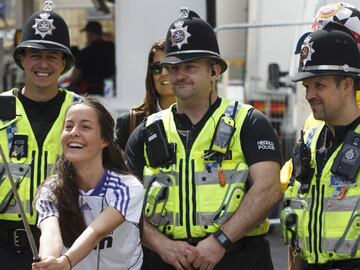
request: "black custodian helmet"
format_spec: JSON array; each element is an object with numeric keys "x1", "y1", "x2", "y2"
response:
[
  {"x1": 13, "y1": 0, "x2": 74, "y2": 74},
  {"x1": 163, "y1": 7, "x2": 227, "y2": 73},
  {"x1": 293, "y1": 22, "x2": 360, "y2": 82}
]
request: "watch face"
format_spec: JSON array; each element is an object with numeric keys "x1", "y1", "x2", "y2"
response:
[
  {"x1": 218, "y1": 234, "x2": 227, "y2": 243},
  {"x1": 214, "y1": 230, "x2": 231, "y2": 249}
]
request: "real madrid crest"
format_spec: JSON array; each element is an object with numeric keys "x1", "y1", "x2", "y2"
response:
[
  {"x1": 32, "y1": 0, "x2": 56, "y2": 39},
  {"x1": 171, "y1": 20, "x2": 192, "y2": 50}
]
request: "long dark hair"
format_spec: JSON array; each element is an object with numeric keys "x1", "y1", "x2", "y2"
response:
[
  {"x1": 42, "y1": 97, "x2": 129, "y2": 247},
  {"x1": 132, "y1": 38, "x2": 165, "y2": 117}
]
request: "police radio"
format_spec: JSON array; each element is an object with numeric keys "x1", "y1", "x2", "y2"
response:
[
  {"x1": 331, "y1": 130, "x2": 360, "y2": 182},
  {"x1": 210, "y1": 115, "x2": 236, "y2": 154},
  {"x1": 292, "y1": 130, "x2": 314, "y2": 193}
]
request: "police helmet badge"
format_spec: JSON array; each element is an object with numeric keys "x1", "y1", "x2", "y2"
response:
[
  {"x1": 171, "y1": 8, "x2": 192, "y2": 49},
  {"x1": 32, "y1": 12, "x2": 56, "y2": 39},
  {"x1": 32, "y1": 0, "x2": 56, "y2": 39},
  {"x1": 300, "y1": 42, "x2": 315, "y2": 68}
]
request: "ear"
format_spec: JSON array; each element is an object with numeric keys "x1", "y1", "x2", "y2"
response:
[
  {"x1": 102, "y1": 140, "x2": 109, "y2": 148},
  {"x1": 19, "y1": 54, "x2": 25, "y2": 67},
  {"x1": 210, "y1": 64, "x2": 221, "y2": 79},
  {"x1": 343, "y1": 77, "x2": 354, "y2": 95}
]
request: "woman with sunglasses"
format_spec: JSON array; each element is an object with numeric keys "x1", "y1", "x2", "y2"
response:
[{"x1": 115, "y1": 38, "x2": 176, "y2": 151}]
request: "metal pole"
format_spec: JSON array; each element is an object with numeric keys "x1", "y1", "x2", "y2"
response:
[
  {"x1": 215, "y1": 21, "x2": 313, "y2": 32},
  {"x1": 0, "y1": 145, "x2": 40, "y2": 261}
]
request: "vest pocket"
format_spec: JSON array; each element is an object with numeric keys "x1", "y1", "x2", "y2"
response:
[
  {"x1": 0, "y1": 163, "x2": 31, "y2": 213},
  {"x1": 287, "y1": 198, "x2": 309, "y2": 252},
  {"x1": 211, "y1": 186, "x2": 244, "y2": 225},
  {"x1": 328, "y1": 211, "x2": 360, "y2": 258},
  {"x1": 144, "y1": 179, "x2": 170, "y2": 227},
  {"x1": 195, "y1": 175, "x2": 244, "y2": 229}
]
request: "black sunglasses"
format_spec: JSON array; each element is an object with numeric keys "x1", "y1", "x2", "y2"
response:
[{"x1": 148, "y1": 62, "x2": 163, "y2": 75}]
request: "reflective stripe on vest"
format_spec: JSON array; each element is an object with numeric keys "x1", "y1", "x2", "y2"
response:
[
  {"x1": 283, "y1": 124, "x2": 360, "y2": 264},
  {"x1": 0, "y1": 88, "x2": 78, "y2": 225},
  {"x1": 143, "y1": 99, "x2": 269, "y2": 239}
]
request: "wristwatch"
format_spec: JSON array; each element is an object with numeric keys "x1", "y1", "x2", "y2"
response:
[{"x1": 213, "y1": 229, "x2": 232, "y2": 249}]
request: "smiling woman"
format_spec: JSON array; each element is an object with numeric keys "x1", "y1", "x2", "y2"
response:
[
  {"x1": 115, "y1": 38, "x2": 176, "y2": 151},
  {"x1": 32, "y1": 97, "x2": 144, "y2": 270}
]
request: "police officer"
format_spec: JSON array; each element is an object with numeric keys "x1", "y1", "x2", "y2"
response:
[
  {"x1": 281, "y1": 2, "x2": 360, "y2": 192},
  {"x1": 282, "y1": 22, "x2": 360, "y2": 270},
  {"x1": 0, "y1": 1, "x2": 80, "y2": 269},
  {"x1": 126, "y1": 8, "x2": 282, "y2": 270}
]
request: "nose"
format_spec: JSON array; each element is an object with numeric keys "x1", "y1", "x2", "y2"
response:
[
  {"x1": 69, "y1": 126, "x2": 80, "y2": 137},
  {"x1": 170, "y1": 66, "x2": 186, "y2": 80},
  {"x1": 305, "y1": 86, "x2": 316, "y2": 101},
  {"x1": 37, "y1": 57, "x2": 50, "y2": 68},
  {"x1": 161, "y1": 67, "x2": 168, "y2": 76}
]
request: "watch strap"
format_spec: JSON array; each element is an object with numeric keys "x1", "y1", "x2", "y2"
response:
[{"x1": 213, "y1": 229, "x2": 232, "y2": 249}]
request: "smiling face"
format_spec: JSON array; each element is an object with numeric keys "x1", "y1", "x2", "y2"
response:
[
  {"x1": 152, "y1": 49, "x2": 173, "y2": 99},
  {"x1": 61, "y1": 104, "x2": 108, "y2": 167},
  {"x1": 20, "y1": 49, "x2": 65, "y2": 91},
  {"x1": 167, "y1": 58, "x2": 213, "y2": 101}
]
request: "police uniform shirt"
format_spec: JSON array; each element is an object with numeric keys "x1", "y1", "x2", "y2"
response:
[
  {"x1": 315, "y1": 115, "x2": 360, "y2": 174},
  {"x1": 125, "y1": 97, "x2": 281, "y2": 180},
  {"x1": 36, "y1": 170, "x2": 144, "y2": 270},
  {"x1": 17, "y1": 90, "x2": 66, "y2": 149}
]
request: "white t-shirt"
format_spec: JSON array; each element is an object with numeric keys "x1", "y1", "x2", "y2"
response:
[{"x1": 37, "y1": 170, "x2": 144, "y2": 270}]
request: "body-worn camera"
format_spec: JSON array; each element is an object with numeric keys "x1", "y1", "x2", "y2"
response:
[
  {"x1": 143, "y1": 120, "x2": 176, "y2": 168},
  {"x1": 331, "y1": 130, "x2": 360, "y2": 182},
  {"x1": 292, "y1": 130, "x2": 314, "y2": 193},
  {"x1": 0, "y1": 96, "x2": 16, "y2": 121}
]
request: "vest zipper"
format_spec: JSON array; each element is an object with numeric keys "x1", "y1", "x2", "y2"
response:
[
  {"x1": 183, "y1": 130, "x2": 192, "y2": 238},
  {"x1": 185, "y1": 152, "x2": 191, "y2": 238},
  {"x1": 191, "y1": 159, "x2": 196, "y2": 226},
  {"x1": 44, "y1": 151, "x2": 48, "y2": 179},
  {"x1": 318, "y1": 184, "x2": 325, "y2": 254},
  {"x1": 308, "y1": 185, "x2": 315, "y2": 253},
  {"x1": 179, "y1": 159, "x2": 183, "y2": 226},
  {"x1": 29, "y1": 151, "x2": 36, "y2": 216},
  {"x1": 34, "y1": 147, "x2": 43, "y2": 217},
  {"x1": 313, "y1": 174, "x2": 321, "y2": 264}
]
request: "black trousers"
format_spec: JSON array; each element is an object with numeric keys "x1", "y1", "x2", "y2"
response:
[
  {"x1": 142, "y1": 237, "x2": 274, "y2": 270},
  {"x1": 0, "y1": 241, "x2": 34, "y2": 270},
  {"x1": 0, "y1": 223, "x2": 40, "y2": 270},
  {"x1": 304, "y1": 259, "x2": 360, "y2": 270}
]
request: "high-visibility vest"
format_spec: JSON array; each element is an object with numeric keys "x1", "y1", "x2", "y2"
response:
[
  {"x1": 283, "y1": 122, "x2": 360, "y2": 264},
  {"x1": 0, "y1": 88, "x2": 80, "y2": 225},
  {"x1": 143, "y1": 99, "x2": 269, "y2": 239}
]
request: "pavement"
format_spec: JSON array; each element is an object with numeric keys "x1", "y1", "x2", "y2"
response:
[{"x1": 266, "y1": 224, "x2": 288, "y2": 270}]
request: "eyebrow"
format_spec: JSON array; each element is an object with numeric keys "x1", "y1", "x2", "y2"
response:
[{"x1": 65, "y1": 119, "x2": 93, "y2": 124}]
